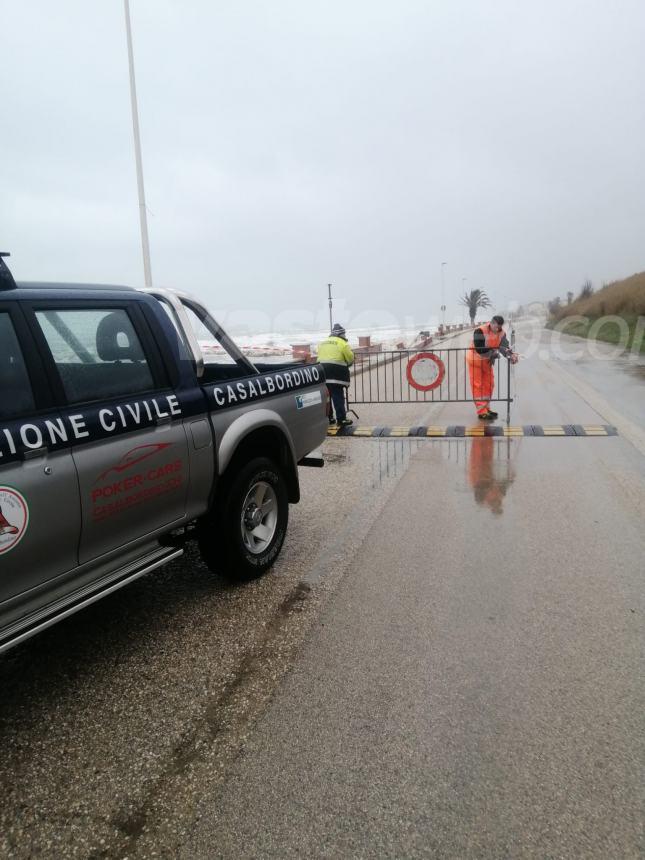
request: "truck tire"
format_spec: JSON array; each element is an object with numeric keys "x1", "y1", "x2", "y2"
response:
[{"x1": 199, "y1": 457, "x2": 289, "y2": 581}]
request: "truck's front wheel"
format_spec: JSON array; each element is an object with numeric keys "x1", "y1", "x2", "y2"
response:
[{"x1": 199, "y1": 457, "x2": 288, "y2": 581}]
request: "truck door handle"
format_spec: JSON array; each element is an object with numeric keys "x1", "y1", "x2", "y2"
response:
[{"x1": 22, "y1": 446, "x2": 49, "y2": 460}]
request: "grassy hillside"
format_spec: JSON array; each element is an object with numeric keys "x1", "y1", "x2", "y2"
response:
[
  {"x1": 553, "y1": 272, "x2": 645, "y2": 319},
  {"x1": 549, "y1": 272, "x2": 645, "y2": 352}
]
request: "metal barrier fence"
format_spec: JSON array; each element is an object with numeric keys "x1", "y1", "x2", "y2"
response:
[{"x1": 347, "y1": 347, "x2": 513, "y2": 422}]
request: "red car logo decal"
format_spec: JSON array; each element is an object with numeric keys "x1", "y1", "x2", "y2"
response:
[{"x1": 94, "y1": 443, "x2": 172, "y2": 484}]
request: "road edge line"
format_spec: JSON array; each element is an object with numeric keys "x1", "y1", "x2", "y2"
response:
[{"x1": 545, "y1": 359, "x2": 645, "y2": 456}]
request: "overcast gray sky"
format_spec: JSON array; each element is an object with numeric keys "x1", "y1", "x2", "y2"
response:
[{"x1": 2, "y1": 0, "x2": 644, "y2": 331}]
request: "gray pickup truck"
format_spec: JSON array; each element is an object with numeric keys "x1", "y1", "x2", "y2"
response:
[{"x1": 0, "y1": 255, "x2": 327, "y2": 653}]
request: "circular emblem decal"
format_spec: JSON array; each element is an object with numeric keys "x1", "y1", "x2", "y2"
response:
[
  {"x1": 0, "y1": 487, "x2": 29, "y2": 555},
  {"x1": 406, "y1": 352, "x2": 446, "y2": 392}
]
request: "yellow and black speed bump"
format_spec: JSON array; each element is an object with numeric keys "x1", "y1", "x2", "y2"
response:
[
  {"x1": 327, "y1": 424, "x2": 618, "y2": 438},
  {"x1": 349, "y1": 426, "x2": 375, "y2": 437}
]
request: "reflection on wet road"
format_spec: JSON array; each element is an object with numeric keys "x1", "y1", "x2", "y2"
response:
[
  {"x1": 467, "y1": 437, "x2": 515, "y2": 515},
  {"x1": 371, "y1": 438, "x2": 423, "y2": 487},
  {"x1": 371, "y1": 437, "x2": 518, "y2": 518}
]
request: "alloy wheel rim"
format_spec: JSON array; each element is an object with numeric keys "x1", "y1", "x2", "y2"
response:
[{"x1": 241, "y1": 481, "x2": 278, "y2": 554}]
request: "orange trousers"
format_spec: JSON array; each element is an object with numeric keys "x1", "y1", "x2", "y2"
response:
[{"x1": 467, "y1": 355, "x2": 494, "y2": 415}]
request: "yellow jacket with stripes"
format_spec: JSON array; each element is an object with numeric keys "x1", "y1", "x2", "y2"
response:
[{"x1": 317, "y1": 336, "x2": 354, "y2": 386}]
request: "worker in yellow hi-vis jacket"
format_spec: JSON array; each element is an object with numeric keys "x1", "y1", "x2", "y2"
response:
[{"x1": 317, "y1": 323, "x2": 354, "y2": 426}]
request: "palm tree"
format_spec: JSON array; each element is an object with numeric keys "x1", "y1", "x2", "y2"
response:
[{"x1": 460, "y1": 288, "x2": 491, "y2": 325}]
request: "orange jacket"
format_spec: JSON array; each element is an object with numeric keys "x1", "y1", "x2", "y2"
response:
[{"x1": 468, "y1": 322, "x2": 504, "y2": 360}]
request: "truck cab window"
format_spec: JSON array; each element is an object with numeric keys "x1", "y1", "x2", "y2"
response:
[
  {"x1": 0, "y1": 313, "x2": 36, "y2": 419},
  {"x1": 184, "y1": 304, "x2": 240, "y2": 367},
  {"x1": 153, "y1": 292, "x2": 254, "y2": 381},
  {"x1": 36, "y1": 308, "x2": 155, "y2": 404}
]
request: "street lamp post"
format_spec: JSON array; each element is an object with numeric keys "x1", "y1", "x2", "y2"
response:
[
  {"x1": 328, "y1": 283, "x2": 333, "y2": 331},
  {"x1": 440, "y1": 262, "x2": 447, "y2": 327},
  {"x1": 124, "y1": 0, "x2": 153, "y2": 287},
  {"x1": 462, "y1": 277, "x2": 467, "y2": 324}
]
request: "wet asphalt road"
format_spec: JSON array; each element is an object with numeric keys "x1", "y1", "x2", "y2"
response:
[
  {"x1": 1, "y1": 325, "x2": 644, "y2": 858},
  {"x1": 0, "y1": 410, "x2": 421, "y2": 858}
]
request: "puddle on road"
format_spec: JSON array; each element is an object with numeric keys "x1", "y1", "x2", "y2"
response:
[
  {"x1": 323, "y1": 447, "x2": 349, "y2": 465},
  {"x1": 371, "y1": 438, "x2": 425, "y2": 486},
  {"x1": 368, "y1": 437, "x2": 519, "y2": 515},
  {"x1": 457, "y1": 437, "x2": 517, "y2": 515}
]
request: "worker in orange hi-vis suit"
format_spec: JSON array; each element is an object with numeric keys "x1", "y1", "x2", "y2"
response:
[{"x1": 466, "y1": 315, "x2": 518, "y2": 420}]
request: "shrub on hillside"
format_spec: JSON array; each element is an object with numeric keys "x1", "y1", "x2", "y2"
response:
[{"x1": 552, "y1": 272, "x2": 645, "y2": 321}]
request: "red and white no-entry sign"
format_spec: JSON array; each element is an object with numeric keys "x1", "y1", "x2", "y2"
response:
[{"x1": 406, "y1": 352, "x2": 445, "y2": 392}]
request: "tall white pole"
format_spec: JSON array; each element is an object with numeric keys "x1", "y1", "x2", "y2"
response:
[
  {"x1": 124, "y1": 0, "x2": 153, "y2": 287},
  {"x1": 441, "y1": 262, "x2": 447, "y2": 327}
]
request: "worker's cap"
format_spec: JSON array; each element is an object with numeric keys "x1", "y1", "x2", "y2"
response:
[{"x1": 331, "y1": 323, "x2": 346, "y2": 338}]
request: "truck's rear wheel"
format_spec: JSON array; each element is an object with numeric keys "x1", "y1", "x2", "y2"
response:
[{"x1": 199, "y1": 457, "x2": 288, "y2": 581}]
